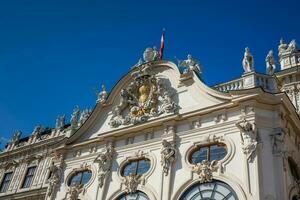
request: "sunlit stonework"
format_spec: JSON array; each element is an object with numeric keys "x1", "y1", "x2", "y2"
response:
[{"x1": 109, "y1": 61, "x2": 177, "y2": 128}]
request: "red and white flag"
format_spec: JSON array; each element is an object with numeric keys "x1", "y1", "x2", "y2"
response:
[{"x1": 159, "y1": 29, "x2": 165, "y2": 59}]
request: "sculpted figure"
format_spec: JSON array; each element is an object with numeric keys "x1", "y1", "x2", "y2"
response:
[
  {"x1": 97, "y1": 85, "x2": 108, "y2": 104},
  {"x1": 11, "y1": 131, "x2": 21, "y2": 143},
  {"x1": 79, "y1": 108, "x2": 91, "y2": 125},
  {"x1": 56, "y1": 114, "x2": 65, "y2": 129},
  {"x1": 94, "y1": 144, "x2": 114, "y2": 188},
  {"x1": 278, "y1": 38, "x2": 287, "y2": 55},
  {"x1": 242, "y1": 47, "x2": 254, "y2": 73},
  {"x1": 143, "y1": 47, "x2": 159, "y2": 62},
  {"x1": 66, "y1": 184, "x2": 83, "y2": 200},
  {"x1": 287, "y1": 39, "x2": 297, "y2": 52},
  {"x1": 124, "y1": 173, "x2": 141, "y2": 193},
  {"x1": 70, "y1": 106, "x2": 80, "y2": 129},
  {"x1": 160, "y1": 140, "x2": 176, "y2": 176},
  {"x1": 265, "y1": 50, "x2": 276, "y2": 75},
  {"x1": 178, "y1": 54, "x2": 202, "y2": 74},
  {"x1": 46, "y1": 162, "x2": 62, "y2": 200}
]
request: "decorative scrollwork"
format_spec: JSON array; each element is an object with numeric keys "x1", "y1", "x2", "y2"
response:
[
  {"x1": 192, "y1": 160, "x2": 218, "y2": 183},
  {"x1": 160, "y1": 140, "x2": 176, "y2": 176},
  {"x1": 109, "y1": 65, "x2": 177, "y2": 128},
  {"x1": 94, "y1": 144, "x2": 114, "y2": 188},
  {"x1": 123, "y1": 174, "x2": 141, "y2": 193}
]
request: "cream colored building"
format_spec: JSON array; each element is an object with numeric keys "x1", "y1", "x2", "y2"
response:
[{"x1": 0, "y1": 39, "x2": 300, "y2": 200}]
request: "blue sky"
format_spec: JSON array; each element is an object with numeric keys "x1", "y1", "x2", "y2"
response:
[{"x1": 0, "y1": 0, "x2": 299, "y2": 147}]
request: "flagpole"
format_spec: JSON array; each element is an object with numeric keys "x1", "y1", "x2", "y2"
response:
[{"x1": 159, "y1": 28, "x2": 165, "y2": 59}]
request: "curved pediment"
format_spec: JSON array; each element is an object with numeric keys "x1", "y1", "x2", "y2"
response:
[{"x1": 66, "y1": 60, "x2": 233, "y2": 144}]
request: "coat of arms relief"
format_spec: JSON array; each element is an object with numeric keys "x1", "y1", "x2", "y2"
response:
[{"x1": 109, "y1": 50, "x2": 178, "y2": 128}]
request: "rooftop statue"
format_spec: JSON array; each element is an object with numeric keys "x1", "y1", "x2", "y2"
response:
[
  {"x1": 287, "y1": 39, "x2": 297, "y2": 52},
  {"x1": 70, "y1": 106, "x2": 80, "y2": 129},
  {"x1": 242, "y1": 47, "x2": 254, "y2": 73},
  {"x1": 265, "y1": 50, "x2": 276, "y2": 75},
  {"x1": 11, "y1": 131, "x2": 21, "y2": 143},
  {"x1": 96, "y1": 84, "x2": 108, "y2": 104},
  {"x1": 278, "y1": 38, "x2": 287, "y2": 55},
  {"x1": 79, "y1": 108, "x2": 91, "y2": 125},
  {"x1": 143, "y1": 47, "x2": 160, "y2": 62},
  {"x1": 178, "y1": 54, "x2": 202, "y2": 74},
  {"x1": 55, "y1": 114, "x2": 65, "y2": 129}
]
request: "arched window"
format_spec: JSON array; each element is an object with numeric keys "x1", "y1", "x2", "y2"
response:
[
  {"x1": 190, "y1": 143, "x2": 227, "y2": 164},
  {"x1": 179, "y1": 181, "x2": 238, "y2": 200},
  {"x1": 68, "y1": 170, "x2": 92, "y2": 186},
  {"x1": 122, "y1": 158, "x2": 150, "y2": 177},
  {"x1": 118, "y1": 191, "x2": 149, "y2": 200}
]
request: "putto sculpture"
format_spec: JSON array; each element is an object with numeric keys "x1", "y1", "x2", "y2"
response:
[
  {"x1": 178, "y1": 54, "x2": 202, "y2": 74},
  {"x1": 109, "y1": 63, "x2": 177, "y2": 128},
  {"x1": 242, "y1": 47, "x2": 254, "y2": 73},
  {"x1": 265, "y1": 50, "x2": 276, "y2": 75},
  {"x1": 96, "y1": 84, "x2": 108, "y2": 104}
]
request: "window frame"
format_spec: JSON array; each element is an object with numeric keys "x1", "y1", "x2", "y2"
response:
[
  {"x1": 189, "y1": 142, "x2": 227, "y2": 164},
  {"x1": 121, "y1": 158, "x2": 151, "y2": 177},
  {"x1": 21, "y1": 166, "x2": 37, "y2": 189},
  {"x1": 0, "y1": 171, "x2": 14, "y2": 193}
]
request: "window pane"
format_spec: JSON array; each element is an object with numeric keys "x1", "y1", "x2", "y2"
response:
[
  {"x1": 81, "y1": 171, "x2": 92, "y2": 184},
  {"x1": 123, "y1": 161, "x2": 138, "y2": 176},
  {"x1": 191, "y1": 147, "x2": 208, "y2": 164},
  {"x1": 137, "y1": 160, "x2": 150, "y2": 175},
  {"x1": 69, "y1": 173, "x2": 82, "y2": 186},
  {"x1": 22, "y1": 166, "x2": 37, "y2": 188},
  {"x1": 210, "y1": 145, "x2": 226, "y2": 161},
  {"x1": 0, "y1": 172, "x2": 13, "y2": 193},
  {"x1": 179, "y1": 181, "x2": 238, "y2": 200}
]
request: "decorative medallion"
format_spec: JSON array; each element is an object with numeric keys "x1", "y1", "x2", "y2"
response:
[{"x1": 109, "y1": 63, "x2": 177, "y2": 128}]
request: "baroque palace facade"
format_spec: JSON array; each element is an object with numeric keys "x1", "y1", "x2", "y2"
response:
[{"x1": 0, "y1": 39, "x2": 300, "y2": 200}]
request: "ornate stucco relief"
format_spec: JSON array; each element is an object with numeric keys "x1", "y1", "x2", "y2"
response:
[{"x1": 109, "y1": 61, "x2": 178, "y2": 128}]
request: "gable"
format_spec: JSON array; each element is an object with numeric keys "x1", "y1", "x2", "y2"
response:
[{"x1": 66, "y1": 60, "x2": 232, "y2": 144}]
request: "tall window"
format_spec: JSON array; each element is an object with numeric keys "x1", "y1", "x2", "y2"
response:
[
  {"x1": 0, "y1": 172, "x2": 13, "y2": 193},
  {"x1": 22, "y1": 166, "x2": 37, "y2": 188},
  {"x1": 190, "y1": 143, "x2": 227, "y2": 164},
  {"x1": 122, "y1": 159, "x2": 150, "y2": 177}
]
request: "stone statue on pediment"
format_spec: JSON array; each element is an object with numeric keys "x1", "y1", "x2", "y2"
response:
[
  {"x1": 11, "y1": 131, "x2": 21, "y2": 143},
  {"x1": 70, "y1": 106, "x2": 80, "y2": 129},
  {"x1": 265, "y1": 50, "x2": 276, "y2": 75},
  {"x1": 55, "y1": 114, "x2": 65, "y2": 129},
  {"x1": 287, "y1": 39, "x2": 297, "y2": 52},
  {"x1": 278, "y1": 38, "x2": 287, "y2": 55},
  {"x1": 96, "y1": 84, "x2": 108, "y2": 104},
  {"x1": 242, "y1": 47, "x2": 254, "y2": 73},
  {"x1": 178, "y1": 54, "x2": 202, "y2": 74},
  {"x1": 143, "y1": 47, "x2": 160, "y2": 62}
]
